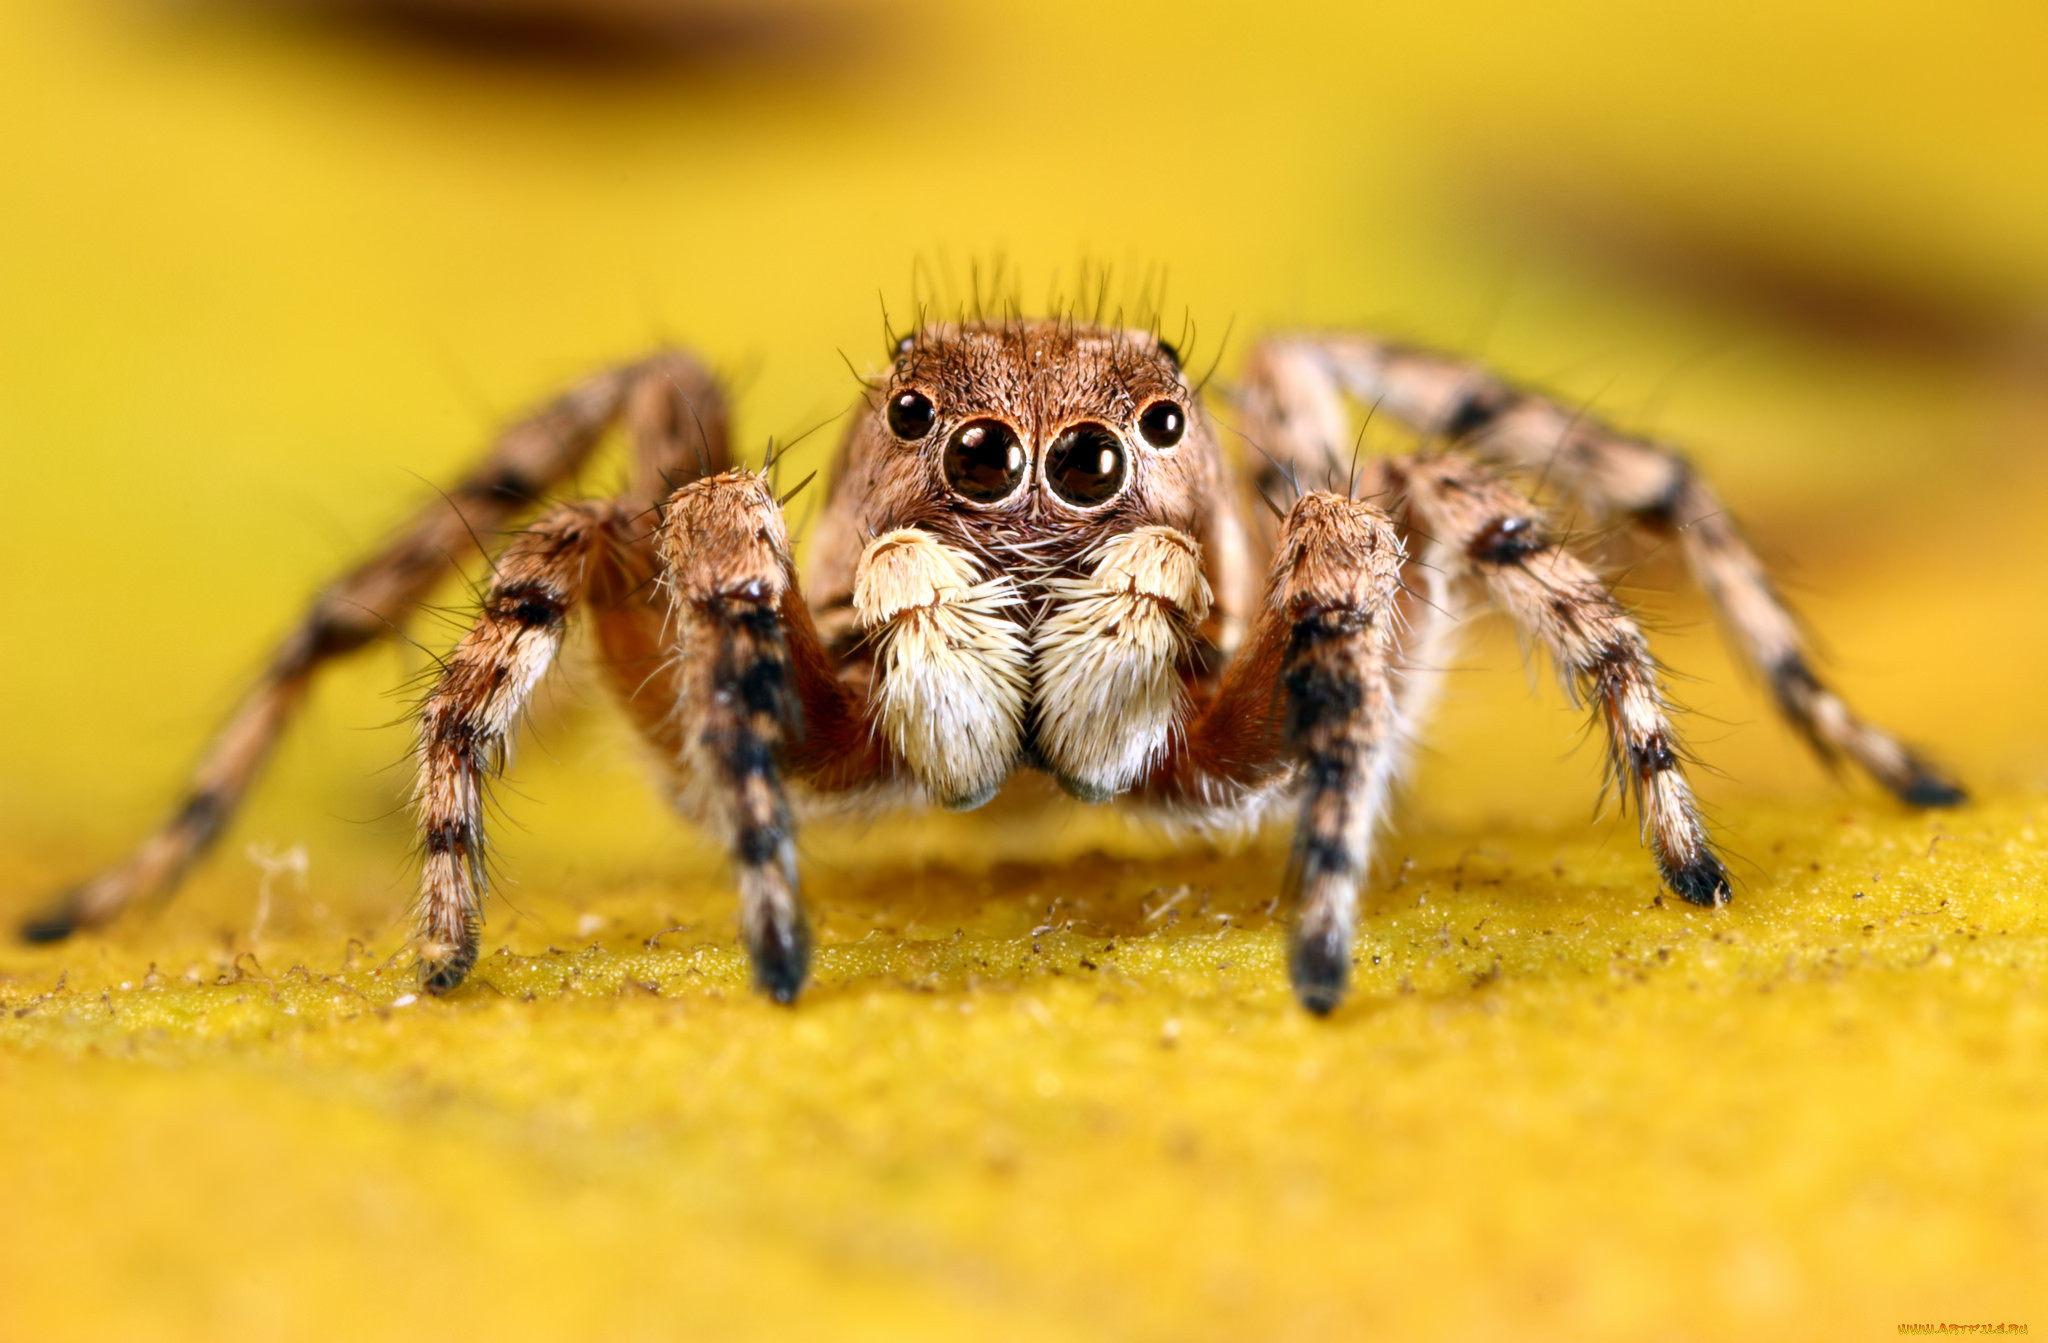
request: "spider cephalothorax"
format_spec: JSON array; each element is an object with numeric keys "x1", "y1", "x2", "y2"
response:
[{"x1": 25, "y1": 313, "x2": 1964, "y2": 1015}]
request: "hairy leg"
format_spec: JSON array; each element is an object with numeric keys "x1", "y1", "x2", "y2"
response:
[
  {"x1": 1232, "y1": 339, "x2": 1359, "y2": 570},
  {"x1": 25, "y1": 352, "x2": 728, "y2": 943},
  {"x1": 658, "y1": 471, "x2": 876, "y2": 1002},
  {"x1": 1254, "y1": 334, "x2": 1963, "y2": 807},
  {"x1": 1142, "y1": 492, "x2": 1407, "y2": 1014},
  {"x1": 413, "y1": 502, "x2": 652, "y2": 989},
  {"x1": 1391, "y1": 450, "x2": 1732, "y2": 906},
  {"x1": 414, "y1": 469, "x2": 877, "y2": 997}
]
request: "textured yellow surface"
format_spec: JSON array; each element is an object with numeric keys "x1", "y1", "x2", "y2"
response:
[{"x1": 4, "y1": 0, "x2": 2048, "y2": 1339}]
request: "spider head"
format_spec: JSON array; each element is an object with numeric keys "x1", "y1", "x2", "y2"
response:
[{"x1": 870, "y1": 320, "x2": 1211, "y2": 549}]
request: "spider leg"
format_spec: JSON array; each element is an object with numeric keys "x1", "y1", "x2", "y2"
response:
[
  {"x1": 1140, "y1": 492, "x2": 1408, "y2": 1015},
  {"x1": 1259, "y1": 333, "x2": 1963, "y2": 807},
  {"x1": 414, "y1": 470, "x2": 877, "y2": 998},
  {"x1": 1229, "y1": 349, "x2": 1462, "y2": 773},
  {"x1": 655, "y1": 471, "x2": 877, "y2": 1003},
  {"x1": 1391, "y1": 450, "x2": 1732, "y2": 908},
  {"x1": 22, "y1": 352, "x2": 727, "y2": 944},
  {"x1": 413, "y1": 501, "x2": 651, "y2": 990}
]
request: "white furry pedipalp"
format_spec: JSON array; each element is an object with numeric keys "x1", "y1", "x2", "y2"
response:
[
  {"x1": 854, "y1": 528, "x2": 1030, "y2": 808},
  {"x1": 1033, "y1": 526, "x2": 1212, "y2": 800}
]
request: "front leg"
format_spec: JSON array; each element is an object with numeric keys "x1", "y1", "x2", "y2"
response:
[
  {"x1": 1272, "y1": 497, "x2": 1408, "y2": 1013},
  {"x1": 1147, "y1": 492, "x2": 1408, "y2": 1014},
  {"x1": 414, "y1": 473, "x2": 867, "y2": 1001},
  {"x1": 659, "y1": 472, "x2": 867, "y2": 1003}
]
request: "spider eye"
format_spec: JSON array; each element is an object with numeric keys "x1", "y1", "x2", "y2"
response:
[
  {"x1": 1138, "y1": 400, "x2": 1185, "y2": 449},
  {"x1": 888, "y1": 389, "x2": 936, "y2": 441},
  {"x1": 1045, "y1": 423, "x2": 1127, "y2": 507},
  {"x1": 943, "y1": 419, "x2": 1026, "y2": 503}
]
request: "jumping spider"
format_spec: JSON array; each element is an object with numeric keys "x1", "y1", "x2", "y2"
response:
[{"x1": 24, "y1": 318, "x2": 1964, "y2": 1013}]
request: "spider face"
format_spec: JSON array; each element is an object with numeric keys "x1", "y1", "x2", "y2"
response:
[{"x1": 876, "y1": 322, "x2": 1205, "y2": 551}]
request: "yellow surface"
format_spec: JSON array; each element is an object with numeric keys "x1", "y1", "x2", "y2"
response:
[{"x1": 4, "y1": 1, "x2": 2048, "y2": 1338}]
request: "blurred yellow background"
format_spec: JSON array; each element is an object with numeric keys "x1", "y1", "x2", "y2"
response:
[{"x1": 3, "y1": 0, "x2": 2046, "y2": 1338}]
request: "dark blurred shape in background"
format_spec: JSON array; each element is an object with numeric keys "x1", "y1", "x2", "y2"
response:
[
  {"x1": 199, "y1": 0, "x2": 876, "y2": 69},
  {"x1": 1472, "y1": 162, "x2": 2048, "y2": 378}
]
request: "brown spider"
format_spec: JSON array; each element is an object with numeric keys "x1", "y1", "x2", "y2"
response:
[{"x1": 23, "y1": 317, "x2": 1965, "y2": 1014}]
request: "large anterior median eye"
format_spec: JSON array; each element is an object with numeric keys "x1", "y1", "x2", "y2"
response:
[
  {"x1": 1045, "y1": 423, "x2": 1127, "y2": 507},
  {"x1": 943, "y1": 419, "x2": 1026, "y2": 503}
]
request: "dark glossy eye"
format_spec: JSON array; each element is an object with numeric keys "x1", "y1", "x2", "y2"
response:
[
  {"x1": 943, "y1": 419, "x2": 1026, "y2": 503},
  {"x1": 1045, "y1": 423, "x2": 1127, "y2": 507},
  {"x1": 1138, "y1": 400, "x2": 1185, "y2": 448},
  {"x1": 888, "y1": 389, "x2": 936, "y2": 441}
]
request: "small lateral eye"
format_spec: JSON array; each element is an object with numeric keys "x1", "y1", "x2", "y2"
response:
[
  {"x1": 1138, "y1": 400, "x2": 1185, "y2": 448},
  {"x1": 1046, "y1": 423, "x2": 1127, "y2": 507},
  {"x1": 888, "y1": 389, "x2": 936, "y2": 441},
  {"x1": 943, "y1": 418, "x2": 1027, "y2": 503}
]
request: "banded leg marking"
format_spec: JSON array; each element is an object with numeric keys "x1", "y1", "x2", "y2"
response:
[
  {"x1": 697, "y1": 596, "x2": 808, "y2": 1002},
  {"x1": 413, "y1": 503, "x2": 640, "y2": 990},
  {"x1": 1273, "y1": 333, "x2": 1964, "y2": 808},
  {"x1": 660, "y1": 471, "x2": 813, "y2": 1002},
  {"x1": 25, "y1": 353, "x2": 731, "y2": 944},
  {"x1": 1397, "y1": 453, "x2": 1731, "y2": 906},
  {"x1": 1271, "y1": 494, "x2": 1407, "y2": 1013}
]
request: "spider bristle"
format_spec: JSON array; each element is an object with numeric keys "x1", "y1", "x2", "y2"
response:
[
  {"x1": 1192, "y1": 312, "x2": 1235, "y2": 399},
  {"x1": 837, "y1": 346, "x2": 881, "y2": 392},
  {"x1": 662, "y1": 371, "x2": 715, "y2": 480},
  {"x1": 777, "y1": 471, "x2": 818, "y2": 509}
]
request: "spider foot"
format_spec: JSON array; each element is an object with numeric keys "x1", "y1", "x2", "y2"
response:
[
  {"x1": 1665, "y1": 852, "x2": 1734, "y2": 908},
  {"x1": 1289, "y1": 925, "x2": 1352, "y2": 1017},
  {"x1": 748, "y1": 911, "x2": 812, "y2": 1006},
  {"x1": 421, "y1": 929, "x2": 480, "y2": 995},
  {"x1": 1897, "y1": 759, "x2": 1968, "y2": 809},
  {"x1": 18, "y1": 902, "x2": 79, "y2": 944}
]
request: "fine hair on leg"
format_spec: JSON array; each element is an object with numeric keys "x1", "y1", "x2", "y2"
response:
[
  {"x1": 1392, "y1": 451, "x2": 1732, "y2": 906},
  {"x1": 412, "y1": 501, "x2": 652, "y2": 991},
  {"x1": 24, "y1": 352, "x2": 731, "y2": 945},
  {"x1": 1259, "y1": 333, "x2": 1963, "y2": 807},
  {"x1": 1270, "y1": 494, "x2": 1407, "y2": 1013},
  {"x1": 1140, "y1": 490, "x2": 1407, "y2": 1014},
  {"x1": 658, "y1": 471, "x2": 819, "y2": 1003}
]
